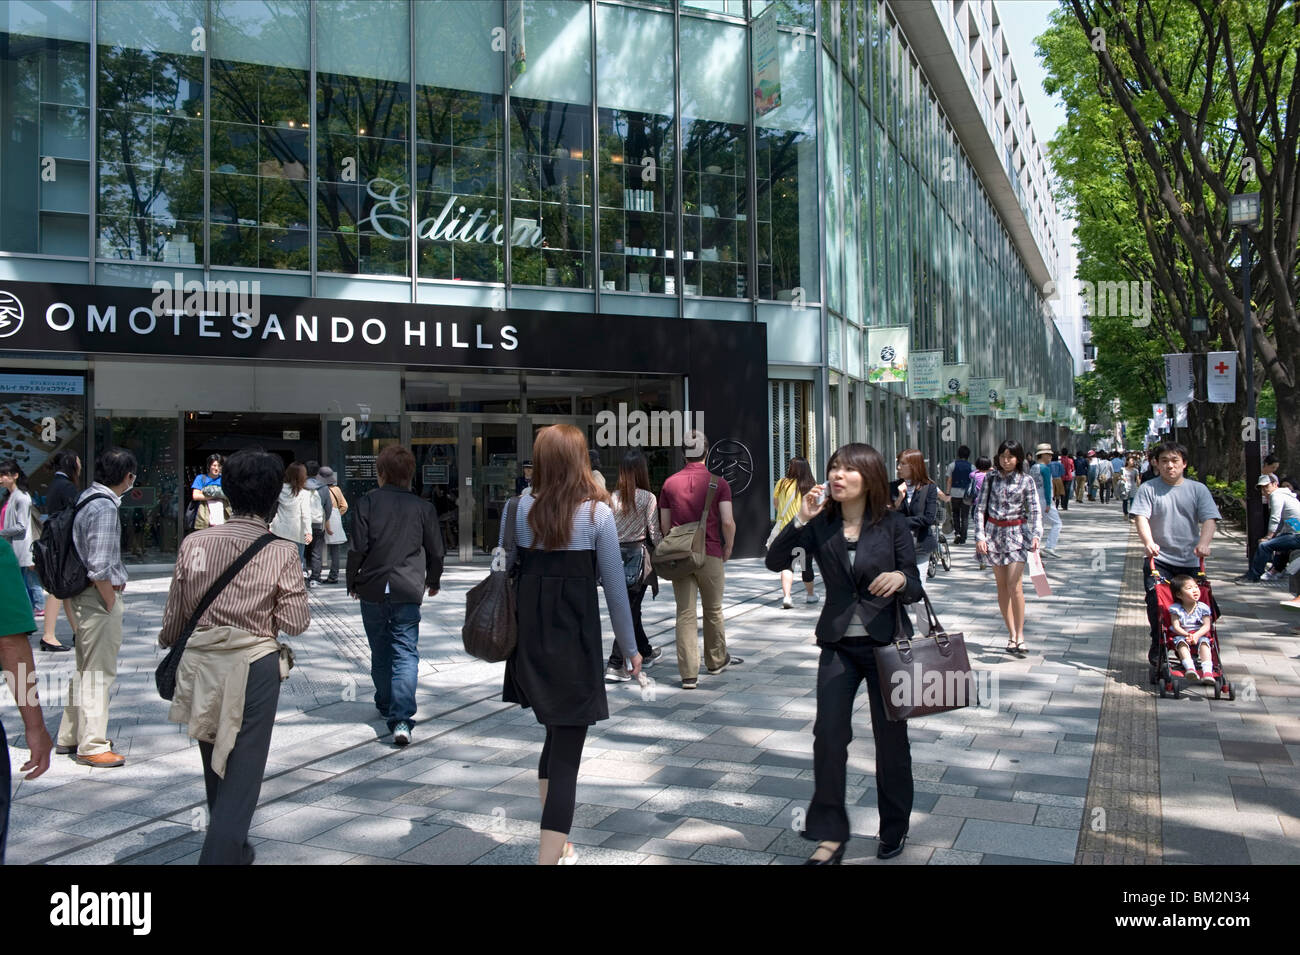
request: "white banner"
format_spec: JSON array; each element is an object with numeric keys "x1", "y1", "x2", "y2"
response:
[
  {"x1": 908, "y1": 350, "x2": 944, "y2": 399},
  {"x1": 1175, "y1": 402, "x2": 1188, "y2": 427},
  {"x1": 751, "y1": 5, "x2": 782, "y2": 117},
  {"x1": 1152, "y1": 403, "x2": 1168, "y2": 429},
  {"x1": 942, "y1": 364, "x2": 970, "y2": 407},
  {"x1": 1207, "y1": 351, "x2": 1237, "y2": 403},
  {"x1": 1163, "y1": 353, "x2": 1194, "y2": 405},
  {"x1": 866, "y1": 326, "x2": 910, "y2": 384}
]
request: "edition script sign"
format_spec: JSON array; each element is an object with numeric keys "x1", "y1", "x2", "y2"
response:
[{"x1": 362, "y1": 179, "x2": 544, "y2": 248}]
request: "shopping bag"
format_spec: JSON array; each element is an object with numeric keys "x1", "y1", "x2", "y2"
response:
[{"x1": 1026, "y1": 549, "x2": 1052, "y2": 597}]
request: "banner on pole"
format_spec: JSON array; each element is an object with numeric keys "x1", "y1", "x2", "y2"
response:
[
  {"x1": 1152, "y1": 403, "x2": 1168, "y2": 429},
  {"x1": 987, "y1": 378, "x2": 1006, "y2": 416},
  {"x1": 942, "y1": 364, "x2": 970, "y2": 407},
  {"x1": 908, "y1": 350, "x2": 944, "y2": 399},
  {"x1": 866, "y1": 326, "x2": 910, "y2": 384},
  {"x1": 1207, "y1": 351, "x2": 1237, "y2": 403},
  {"x1": 1163, "y1": 353, "x2": 1195, "y2": 405},
  {"x1": 752, "y1": 5, "x2": 782, "y2": 117},
  {"x1": 1175, "y1": 402, "x2": 1188, "y2": 427},
  {"x1": 508, "y1": 0, "x2": 526, "y2": 84},
  {"x1": 968, "y1": 378, "x2": 995, "y2": 416}
]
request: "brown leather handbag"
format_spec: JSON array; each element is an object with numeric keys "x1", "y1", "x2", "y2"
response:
[
  {"x1": 873, "y1": 595, "x2": 979, "y2": 721},
  {"x1": 462, "y1": 496, "x2": 519, "y2": 663}
]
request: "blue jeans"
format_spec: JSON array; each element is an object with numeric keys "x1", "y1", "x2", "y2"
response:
[
  {"x1": 1250, "y1": 533, "x2": 1300, "y2": 579},
  {"x1": 21, "y1": 566, "x2": 43, "y2": 609},
  {"x1": 359, "y1": 599, "x2": 421, "y2": 730}
]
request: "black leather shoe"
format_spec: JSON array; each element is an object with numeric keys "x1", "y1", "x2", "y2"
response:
[
  {"x1": 877, "y1": 833, "x2": 907, "y2": 859},
  {"x1": 804, "y1": 841, "x2": 846, "y2": 865},
  {"x1": 39, "y1": 639, "x2": 72, "y2": 653}
]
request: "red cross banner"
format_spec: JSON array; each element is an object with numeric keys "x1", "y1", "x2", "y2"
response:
[{"x1": 1207, "y1": 351, "x2": 1237, "y2": 404}]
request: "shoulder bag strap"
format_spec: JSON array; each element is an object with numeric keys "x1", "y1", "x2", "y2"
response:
[
  {"x1": 502, "y1": 496, "x2": 519, "y2": 571},
  {"x1": 692, "y1": 476, "x2": 719, "y2": 554},
  {"x1": 175, "y1": 533, "x2": 279, "y2": 649}
]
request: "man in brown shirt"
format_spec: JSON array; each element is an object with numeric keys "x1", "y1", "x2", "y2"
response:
[{"x1": 159, "y1": 448, "x2": 308, "y2": 865}]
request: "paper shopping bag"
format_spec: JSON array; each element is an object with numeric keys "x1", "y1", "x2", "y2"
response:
[{"x1": 1026, "y1": 549, "x2": 1052, "y2": 597}]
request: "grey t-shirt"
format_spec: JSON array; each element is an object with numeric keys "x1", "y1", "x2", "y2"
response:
[{"x1": 1129, "y1": 478, "x2": 1221, "y2": 566}]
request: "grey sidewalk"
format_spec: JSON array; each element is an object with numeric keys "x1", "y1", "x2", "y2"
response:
[{"x1": 4, "y1": 501, "x2": 1297, "y2": 864}]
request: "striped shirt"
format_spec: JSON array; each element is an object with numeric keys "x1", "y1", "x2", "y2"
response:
[
  {"x1": 610, "y1": 487, "x2": 661, "y2": 544},
  {"x1": 500, "y1": 490, "x2": 637, "y2": 658},
  {"x1": 73, "y1": 483, "x2": 128, "y2": 586},
  {"x1": 159, "y1": 517, "x2": 310, "y2": 647}
]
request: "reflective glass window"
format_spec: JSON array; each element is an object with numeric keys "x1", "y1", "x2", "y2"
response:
[
  {"x1": 316, "y1": 0, "x2": 410, "y2": 276},
  {"x1": 509, "y1": 0, "x2": 593, "y2": 289},
  {"x1": 414, "y1": 0, "x2": 504, "y2": 284},
  {"x1": 209, "y1": 0, "x2": 310, "y2": 270},
  {"x1": 756, "y1": 28, "x2": 817, "y2": 302},
  {"x1": 596, "y1": 3, "x2": 675, "y2": 294},
  {"x1": 97, "y1": 0, "x2": 205, "y2": 262},
  {"x1": 1, "y1": 0, "x2": 91, "y2": 255},
  {"x1": 679, "y1": 16, "x2": 748, "y2": 298},
  {"x1": 820, "y1": 48, "x2": 841, "y2": 313}
]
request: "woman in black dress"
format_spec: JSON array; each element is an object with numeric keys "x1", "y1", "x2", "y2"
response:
[
  {"x1": 766, "y1": 443, "x2": 923, "y2": 864},
  {"x1": 501, "y1": 424, "x2": 641, "y2": 864}
]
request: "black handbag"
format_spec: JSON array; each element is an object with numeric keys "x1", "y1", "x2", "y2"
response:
[
  {"x1": 873, "y1": 594, "x2": 978, "y2": 721},
  {"x1": 463, "y1": 496, "x2": 519, "y2": 663},
  {"x1": 156, "y1": 533, "x2": 278, "y2": 701}
]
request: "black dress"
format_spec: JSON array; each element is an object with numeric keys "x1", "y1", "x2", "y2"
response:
[{"x1": 503, "y1": 547, "x2": 608, "y2": 726}]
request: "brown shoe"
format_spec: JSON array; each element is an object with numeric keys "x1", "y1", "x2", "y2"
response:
[{"x1": 74, "y1": 751, "x2": 126, "y2": 768}]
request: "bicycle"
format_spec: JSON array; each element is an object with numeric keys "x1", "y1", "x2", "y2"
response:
[{"x1": 927, "y1": 501, "x2": 952, "y2": 580}]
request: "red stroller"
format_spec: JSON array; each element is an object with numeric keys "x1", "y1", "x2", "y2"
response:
[{"x1": 1149, "y1": 558, "x2": 1234, "y2": 700}]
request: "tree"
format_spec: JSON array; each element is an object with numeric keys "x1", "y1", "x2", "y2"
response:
[{"x1": 1038, "y1": 0, "x2": 1299, "y2": 478}]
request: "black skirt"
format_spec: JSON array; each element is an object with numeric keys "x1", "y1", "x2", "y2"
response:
[{"x1": 503, "y1": 547, "x2": 608, "y2": 726}]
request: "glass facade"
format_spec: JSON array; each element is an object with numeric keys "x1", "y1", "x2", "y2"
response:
[{"x1": 2, "y1": 0, "x2": 1074, "y2": 508}]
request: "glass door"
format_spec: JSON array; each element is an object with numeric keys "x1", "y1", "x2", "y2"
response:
[
  {"x1": 471, "y1": 418, "x2": 518, "y2": 557},
  {"x1": 409, "y1": 416, "x2": 462, "y2": 559}
]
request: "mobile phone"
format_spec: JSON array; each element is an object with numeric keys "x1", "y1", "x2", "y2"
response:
[{"x1": 814, "y1": 487, "x2": 828, "y2": 506}]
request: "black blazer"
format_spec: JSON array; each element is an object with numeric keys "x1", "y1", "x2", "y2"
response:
[
  {"x1": 895, "y1": 482, "x2": 938, "y2": 555},
  {"x1": 346, "y1": 485, "x2": 445, "y2": 602},
  {"x1": 46, "y1": 473, "x2": 79, "y2": 515},
  {"x1": 766, "y1": 509, "x2": 923, "y2": 645}
]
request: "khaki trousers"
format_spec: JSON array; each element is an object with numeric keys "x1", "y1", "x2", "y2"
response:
[
  {"x1": 56, "y1": 589, "x2": 125, "y2": 756},
  {"x1": 673, "y1": 556, "x2": 728, "y2": 680}
]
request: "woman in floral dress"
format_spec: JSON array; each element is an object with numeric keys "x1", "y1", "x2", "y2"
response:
[{"x1": 973, "y1": 440, "x2": 1042, "y2": 656}]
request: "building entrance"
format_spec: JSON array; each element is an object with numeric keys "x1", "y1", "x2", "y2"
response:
[{"x1": 183, "y1": 411, "x2": 322, "y2": 482}]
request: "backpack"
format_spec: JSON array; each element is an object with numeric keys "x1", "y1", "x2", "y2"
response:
[
  {"x1": 652, "y1": 474, "x2": 719, "y2": 581},
  {"x1": 951, "y1": 459, "x2": 973, "y2": 495},
  {"x1": 32, "y1": 493, "x2": 113, "y2": 599}
]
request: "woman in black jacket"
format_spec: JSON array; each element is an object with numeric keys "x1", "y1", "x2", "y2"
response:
[
  {"x1": 894, "y1": 449, "x2": 937, "y2": 633},
  {"x1": 766, "y1": 443, "x2": 923, "y2": 865}
]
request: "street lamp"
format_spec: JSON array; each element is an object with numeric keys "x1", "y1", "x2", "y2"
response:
[{"x1": 1228, "y1": 192, "x2": 1263, "y2": 563}]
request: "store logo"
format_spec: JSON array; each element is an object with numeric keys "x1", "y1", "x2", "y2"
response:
[
  {"x1": 0, "y1": 290, "x2": 23, "y2": 338},
  {"x1": 707, "y1": 439, "x2": 754, "y2": 495},
  {"x1": 879, "y1": 345, "x2": 896, "y2": 361},
  {"x1": 362, "y1": 178, "x2": 543, "y2": 248},
  {"x1": 947, "y1": 378, "x2": 960, "y2": 393}
]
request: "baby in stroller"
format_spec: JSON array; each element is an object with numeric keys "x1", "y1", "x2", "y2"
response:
[{"x1": 1168, "y1": 575, "x2": 1214, "y2": 685}]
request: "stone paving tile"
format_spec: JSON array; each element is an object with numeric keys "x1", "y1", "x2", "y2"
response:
[
  {"x1": 248, "y1": 805, "x2": 358, "y2": 842},
  {"x1": 931, "y1": 795, "x2": 1036, "y2": 824},
  {"x1": 689, "y1": 844, "x2": 774, "y2": 865},
  {"x1": 395, "y1": 827, "x2": 511, "y2": 865},
  {"x1": 954, "y1": 820, "x2": 1077, "y2": 863},
  {"x1": 306, "y1": 816, "x2": 447, "y2": 857},
  {"x1": 929, "y1": 848, "x2": 985, "y2": 865},
  {"x1": 663, "y1": 817, "x2": 783, "y2": 851}
]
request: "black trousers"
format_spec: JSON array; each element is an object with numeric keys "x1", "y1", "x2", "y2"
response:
[
  {"x1": 198, "y1": 652, "x2": 280, "y2": 865},
  {"x1": 538, "y1": 724, "x2": 588, "y2": 833},
  {"x1": 951, "y1": 496, "x2": 970, "y2": 541},
  {"x1": 806, "y1": 638, "x2": 912, "y2": 845},
  {"x1": 306, "y1": 525, "x2": 326, "y2": 580},
  {"x1": 1143, "y1": 559, "x2": 1200, "y2": 661},
  {"x1": 607, "y1": 580, "x2": 654, "y2": 669}
]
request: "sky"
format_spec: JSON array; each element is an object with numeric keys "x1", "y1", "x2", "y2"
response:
[{"x1": 994, "y1": 0, "x2": 1069, "y2": 144}]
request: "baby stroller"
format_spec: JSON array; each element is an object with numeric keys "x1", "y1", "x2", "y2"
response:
[
  {"x1": 1148, "y1": 558, "x2": 1234, "y2": 700},
  {"x1": 927, "y1": 501, "x2": 952, "y2": 580}
]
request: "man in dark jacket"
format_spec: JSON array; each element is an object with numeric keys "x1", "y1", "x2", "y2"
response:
[{"x1": 346, "y1": 444, "x2": 444, "y2": 746}]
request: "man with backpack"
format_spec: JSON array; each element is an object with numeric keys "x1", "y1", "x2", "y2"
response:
[
  {"x1": 54, "y1": 447, "x2": 137, "y2": 767},
  {"x1": 304, "y1": 461, "x2": 334, "y2": 589},
  {"x1": 944, "y1": 446, "x2": 974, "y2": 544}
]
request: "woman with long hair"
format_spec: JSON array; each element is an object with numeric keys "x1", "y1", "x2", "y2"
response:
[
  {"x1": 501, "y1": 425, "x2": 640, "y2": 864},
  {"x1": 771, "y1": 457, "x2": 818, "y2": 608},
  {"x1": 0, "y1": 460, "x2": 43, "y2": 611},
  {"x1": 973, "y1": 440, "x2": 1043, "y2": 655},
  {"x1": 766, "y1": 443, "x2": 922, "y2": 864},
  {"x1": 270, "y1": 462, "x2": 313, "y2": 566},
  {"x1": 604, "y1": 450, "x2": 663, "y2": 681},
  {"x1": 894, "y1": 449, "x2": 937, "y2": 633}
]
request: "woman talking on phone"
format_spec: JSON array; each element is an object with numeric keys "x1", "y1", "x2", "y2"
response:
[{"x1": 766, "y1": 443, "x2": 923, "y2": 864}]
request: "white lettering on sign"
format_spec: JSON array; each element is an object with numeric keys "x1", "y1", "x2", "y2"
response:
[{"x1": 361, "y1": 179, "x2": 543, "y2": 248}]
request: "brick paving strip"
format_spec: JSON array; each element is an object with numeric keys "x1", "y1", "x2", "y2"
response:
[{"x1": 1075, "y1": 529, "x2": 1162, "y2": 864}]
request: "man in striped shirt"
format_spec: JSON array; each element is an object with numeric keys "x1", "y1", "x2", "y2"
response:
[{"x1": 55, "y1": 447, "x2": 137, "y2": 768}]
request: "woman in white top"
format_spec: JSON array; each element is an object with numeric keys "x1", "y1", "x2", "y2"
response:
[
  {"x1": 1120, "y1": 455, "x2": 1140, "y2": 520},
  {"x1": 0, "y1": 460, "x2": 43, "y2": 610},
  {"x1": 270, "y1": 462, "x2": 313, "y2": 564},
  {"x1": 604, "y1": 450, "x2": 663, "y2": 680}
]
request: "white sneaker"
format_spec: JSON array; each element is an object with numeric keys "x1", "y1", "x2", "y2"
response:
[
  {"x1": 1260, "y1": 570, "x2": 1278, "y2": 581},
  {"x1": 806, "y1": 593, "x2": 820, "y2": 605},
  {"x1": 1043, "y1": 548, "x2": 1061, "y2": 559},
  {"x1": 604, "y1": 667, "x2": 631, "y2": 683},
  {"x1": 782, "y1": 596, "x2": 793, "y2": 609}
]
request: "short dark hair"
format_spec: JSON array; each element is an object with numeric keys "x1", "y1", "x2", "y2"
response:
[
  {"x1": 995, "y1": 440, "x2": 1026, "y2": 473},
  {"x1": 205, "y1": 453, "x2": 224, "y2": 470},
  {"x1": 957, "y1": 445, "x2": 971, "y2": 459},
  {"x1": 96, "y1": 447, "x2": 137, "y2": 486},
  {"x1": 1171, "y1": 574, "x2": 1197, "y2": 594},
  {"x1": 305, "y1": 460, "x2": 320, "y2": 477},
  {"x1": 1153, "y1": 440, "x2": 1188, "y2": 464},
  {"x1": 52, "y1": 450, "x2": 81, "y2": 476},
  {"x1": 0, "y1": 458, "x2": 27, "y2": 491},
  {"x1": 975, "y1": 456, "x2": 992, "y2": 470},
  {"x1": 377, "y1": 445, "x2": 416, "y2": 488},
  {"x1": 1264, "y1": 453, "x2": 1279, "y2": 466},
  {"x1": 1060, "y1": 448, "x2": 1070, "y2": 456},
  {"x1": 223, "y1": 448, "x2": 285, "y2": 521}
]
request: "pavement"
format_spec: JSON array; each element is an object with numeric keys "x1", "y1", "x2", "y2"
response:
[{"x1": 4, "y1": 499, "x2": 1299, "y2": 865}]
